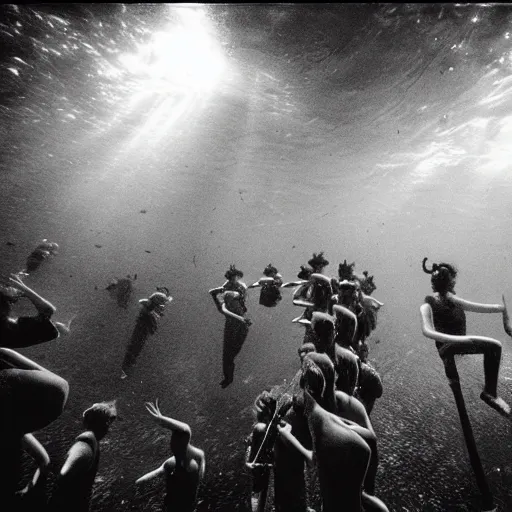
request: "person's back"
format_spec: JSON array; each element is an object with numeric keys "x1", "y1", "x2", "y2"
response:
[
  {"x1": 163, "y1": 457, "x2": 200, "y2": 512},
  {"x1": 49, "y1": 401, "x2": 116, "y2": 512},
  {"x1": 49, "y1": 432, "x2": 99, "y2": 512},
  {"x1": 308, "y1": 400, "x2": 370, "y2": 512}
]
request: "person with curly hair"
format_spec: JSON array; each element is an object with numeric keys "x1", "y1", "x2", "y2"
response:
[{"x1": 420, "y1": 257, "x2": 511, "y2": 417}]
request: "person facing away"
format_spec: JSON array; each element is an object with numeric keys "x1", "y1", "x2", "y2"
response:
[
  {"x1": 48, "y1": 401, "x2": 117, "y2": 512},
  {"x1": 419, "y1": 257, "x2": 511, "y2": 417},
  {"x1": 248, "y1": 263, "x2": 283, "y2": 308},
  {"x1": 136, "y1": 400, "x2": 205, "y2": 512},
  {"x1": 277, "y1": 354, "x2": 388, "y2": 512}
]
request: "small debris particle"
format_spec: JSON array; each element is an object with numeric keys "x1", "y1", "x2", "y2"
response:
[
  {"x1": 95, "y1": 244, "x2": 102, "y2": 248},
  {"x1": 139, "y1": 209, "x2": 147, "y2": 214},
  {"x1": 145, "y1": 250, "x2": 151, "y2": 253},
  {"x1": 6, "y1": 241, "x2": 15, "y2": 246}
]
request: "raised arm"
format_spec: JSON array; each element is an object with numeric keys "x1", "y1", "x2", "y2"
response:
[
  {"x1": 60, "y1": 440, "x2": 94, "y2": 479},
  {"x1": 448, "y1": 292, "x2": 504, "y2": 314},
  {"x1": 8, "y1": 274, "x2": 56, "y2": 318},
  {"x1": 145, "y1": 400, "x2": 192, "y2": 436},
  {"x1": 135, "y1": 460, "x2": 169, "y2": 485}
]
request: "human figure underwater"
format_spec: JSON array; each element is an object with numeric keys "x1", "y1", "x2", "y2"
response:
[{"x1": 420, "y1": 258, "x2": 511, "y2": 417}]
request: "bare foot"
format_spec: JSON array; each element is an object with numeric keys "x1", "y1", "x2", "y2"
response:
[{"x1": 480, "y1": 391, "x2": 511, "y2": 418}]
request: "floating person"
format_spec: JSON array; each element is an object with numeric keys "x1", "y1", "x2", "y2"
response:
[
  {"x1": 420, "y1": 258, "x2": 511, "y2": 417},
  {"x1": 277, "y1": 356, "x2": 389, "y2": 512},
  {"x1": 48, "y1": 401, "x2": 117, "y2": 512},
  {"x1": 248, "y1": 264, "x2": 283, "y2": 308},
  {"x1": 120, "y1": 287, "x2": 172, "y2": 379},
  {"x1": 22, "y1": 239, "x2": 59, "y2": 275},
  {"x1": 1, "y1": 273, "x2": 74, "y2": 347},
  {"x1": 210, "y1": 265, "x2": 252, "y2": 388},
  {"x1": 0, "y1": 348, "x2": 69, "y2": 508},
  {"x1": 308, "y1": 251, "x2": 329, "y2": 275},
  {"x1": 106, "y1": 274, "x2": 136, "y2": 309},
  {"x1": 136, "y1": 400, "x2": 205, "y2": 512}
]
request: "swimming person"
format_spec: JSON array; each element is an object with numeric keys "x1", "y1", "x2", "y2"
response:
[
  {"x1": 0, "y1": 273, "x2": 73, "y2": 347},
  {"x1": 282, "y1": 264, "x2": 313, "y2": 324},
  {"x1": 248, "y1": 264, "x2": 283, "y2": 308},
  {"x1": 136, "y1": 400, "x2": 205, "y2": 512},
  {"x1": 420, "y1": 257, "x2": 511, "y2": 417},
  {"x1": 0, "y1": 348, "x2": 69, "y2": 509},
  {"x1": 22, "y1": 239, "x2": 59, "y2": 275},
  {"x1": 121, "y1": 288, "x2": 172, "y2": 379},
  {"x1": 210, "y1": 265, "x2": 252, "y2": 388},
  {"x1": 48, "y1": 401, "x2": 117, "y2": 512},
  {"x1": 277, "y1": 354, "x2": 389, "y2": 512}
]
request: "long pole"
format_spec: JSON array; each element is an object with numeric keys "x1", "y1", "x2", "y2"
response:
[{"x1": 446, "y1": 356, "x2": 496, "y2": 512}]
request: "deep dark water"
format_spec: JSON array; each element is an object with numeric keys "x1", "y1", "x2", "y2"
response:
[{"x1": 3, "y1": 3, "x2": 512, "y2": 511}]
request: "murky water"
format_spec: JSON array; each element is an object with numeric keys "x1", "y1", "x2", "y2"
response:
[{"x1": 2, "y1": 4, "x2": 512, "y2": 511}]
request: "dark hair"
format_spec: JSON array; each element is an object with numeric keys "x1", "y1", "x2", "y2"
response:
[
  {"x1": 423, "y1": 258, "x2": 457, "y2": 295},
  {"x1": 225, "y1": 264, "x2": 243, "y2": 280},
  {"x1": 170, "y1": 430, "x2": 191, "y2": 456},
  {"x1": 338, "y1": 260, "x2": 355, "y2": 281},
  {"x1": 263, "y1": 264, "x2": 278, "y2": 277},
  {"x1": 83, "y1": 401, "x2": 117, "y2": 438},
  {"x1": 308, "y1": 252, "x2": 329, "y2": 271},
  {"x1": 297, "y1": 265, "x2": 312, "y2": 280},
  {"x1": 311, "y1": 312, "x2": 335, "y2": 341},
  {"x1": 253, "y1": 390, "x2": 277, "y2": 422}
]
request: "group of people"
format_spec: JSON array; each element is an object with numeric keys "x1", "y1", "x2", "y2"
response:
[
  {"x1": 2, "y1": 239, "x2": 512, "y2": 512},
  {"x1": 0, "y1": 240, "x2": 203, "y2": 512}
]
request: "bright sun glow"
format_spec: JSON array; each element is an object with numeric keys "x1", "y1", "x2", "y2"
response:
[{"x1": 118, "y1": 7, "x2": 225, "y2": 93}]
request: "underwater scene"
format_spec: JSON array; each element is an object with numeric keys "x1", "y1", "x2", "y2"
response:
[{"x1": 2, "y1": 3, "x2": 512, "y2": 511}]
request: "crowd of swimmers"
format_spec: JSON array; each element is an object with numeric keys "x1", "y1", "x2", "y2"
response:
[{"x1": 2, "y1": 241, "x2": 512, "y2": 512}]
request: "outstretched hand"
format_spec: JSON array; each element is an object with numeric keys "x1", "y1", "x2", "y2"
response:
[
  {"x1": 503, "y1": 295, "x2": 512, "y2": 338},
  {"x1": 145, "y1": 399, "x2": 164, "y2": 422}
]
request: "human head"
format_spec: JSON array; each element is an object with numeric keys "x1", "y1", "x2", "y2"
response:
[
  {"x1": 140, "y1": 290, "x2": 171, "y2": 315},
  {"x1": 225, "y1": 264, "x2": 243, "y2": 282},
  {"x1": 170, "y1": 430, "x2": 191, "y2": 460},
  {"x1": 338, "y1": 259, "x2": 355, "y2": 281},
  {"x1": 337, "y1": 280, "x2": 360, "y2": 308},
  {"x1": 253, "y1": 390, "x2": 277, "y2": 423},
  {"x1": 298, "y1": 343, "x2": 316, "y2": 363},
  {"x1": 297, "y1": 265, "x2": 312, "y2": 280},
  {"x1": 308, "y1": 252, "x2": 329, "y2": 273},
  {"x1": 83, "y1": 400, "x2": 117, "y2": 440},
  {"x1": 300, "y1": 352, "x2": 335, "y2": 408},
  {"x1": 263, "y1": 264, "x2": 278, "y2": 278},
  {"x1": 310, "y1": 312, "x2": 335, "y2": 352},
  {"x1": 422, "y1": 258, "x2": 457, "y2": 295}
]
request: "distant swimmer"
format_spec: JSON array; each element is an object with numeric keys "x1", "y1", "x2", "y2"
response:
[
  {"x1": 121, "y1": 288, "x2": 172, "y2": 379},
  {"x1": 210, "y1": 265, "x2": 252, "y2": 388},
  {"x1": 248, "y1": 264, "x2": 283, "y2": 308},
  {"x1": 106, "y1": 274, "x2": 136, "y2": 309},
  {"x1": 22, "y1": 239, "x2": 59, "y2": 275},
  {"x1": 420, "y1": 258, "x2": 512, "y2": 418},
  {"x1": 136, "y1": 400, "x2": 205, "y2": 512}
]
